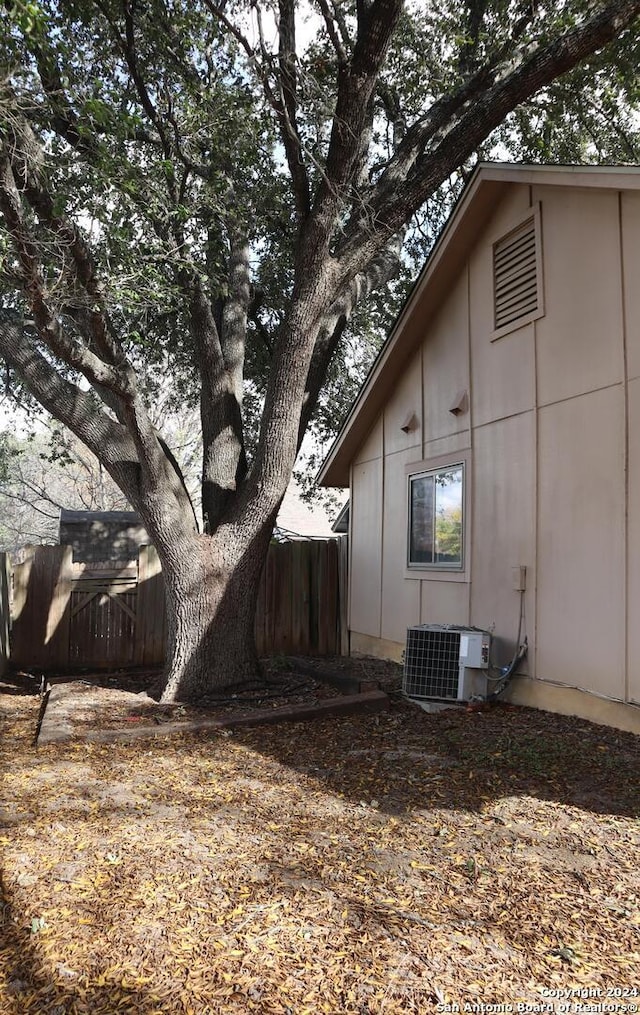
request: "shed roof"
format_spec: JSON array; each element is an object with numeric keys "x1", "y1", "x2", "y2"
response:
[
  {"x1": 60, "y1": 510, "x2": 142, "y2": 525},
  {"x1": 317, "y1": 162, "x2": 640, "y2": 488}
]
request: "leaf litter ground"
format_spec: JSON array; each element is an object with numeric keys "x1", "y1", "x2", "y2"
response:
[{"x1": 1, "y1": 657, "x2": 639, "y2": 1014}]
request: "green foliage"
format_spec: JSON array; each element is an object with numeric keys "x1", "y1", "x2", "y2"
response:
[
  {"x1": 30, "y1": 916, "x2": 48, "y2": 935},
  {"x1": 1, "y1": 0, "x2": 638, "y2": 496},
  {"x1": 436, "y1": 506, "x2": 462, "y2": 561}
]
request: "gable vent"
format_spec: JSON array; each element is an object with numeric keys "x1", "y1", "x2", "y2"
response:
[{"x1": 493, "y1": 217, "x2": 539, "y2": 330}]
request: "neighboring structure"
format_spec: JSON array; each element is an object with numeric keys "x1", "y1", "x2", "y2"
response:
[
  {"x1": 59, "y1": 481, "x2": 335, "y2": 560},
  {"x1": 319, "y1": 163, "x2": 640, "y2": 733},
  {"x1": 331, "y1": 501, "x2": 350, "y2": 535},
  {"x1": 275, "y1": 479, "x2": 336, "y2": 538},
  {"x1": 59, "y1": 510, "x2": 150, "y2": 563}
]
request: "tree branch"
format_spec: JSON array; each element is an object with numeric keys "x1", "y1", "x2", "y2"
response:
[
  {"x1": 120, "y1": 0, "x2": 174, "y2": 164},
  {"x1": 458, "y1": 0, "x2": 490, "y2": 76},
  {"x1": 298, "y1": 233, "x2": 403, "y2": 444},
  {"x1": 278, "y1": 0, "x2": 312, "y2": 218},
  {"x1": 336, "y1": 0, "x2": 640, "y2": 276},
  {"x1": 308, "y1": 0, "x2": 403, "y2": 250},
  {"x1": 3, "y1": 106, "x2": 127, "y2": 368},
  {"x1": 249, "y1": 293, "x2": 275, "y2": 357},
  {"x1": 26, "y1": 30, "x2": 89, "y2": 154},
  {"x1": 0, "y1": 310, "x2": 141, "y2": 500},
  {"x1": 0, "y1": 486, "x2": 62, "y2": 520},
  {"x1": 315, "y1": 0, "x2": 349, "y2": 64},
  {"x1": 202, "y1": 0, "x2": 312, "y2": 220},
  {"x1": 188, "y1": 241, "x2": 249, "y2": 528},
  {"x1": 0, "y1": 155, "x2": 136, "y2": 399}
]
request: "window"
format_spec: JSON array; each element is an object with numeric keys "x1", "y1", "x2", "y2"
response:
[
  {"x1": 408, "y1": 463, "x2": 464, "y2": 569},
  {"x1": 492, "y1": 205, "x2": 543, "y2": 338}
]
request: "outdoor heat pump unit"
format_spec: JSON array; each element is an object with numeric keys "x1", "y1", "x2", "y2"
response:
[{"x1": 403, "y1": 625, "x2": 491, "y2": 702}]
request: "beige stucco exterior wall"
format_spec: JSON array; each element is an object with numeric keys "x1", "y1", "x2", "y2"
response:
[
  {"x1": 347, "y1": 178, "x2": 640, "y2": 730},
  {"x1": 469, "y1": 189, "x2": 536, "y2": 429},
  {"x1": 470, "y1": 411, "x2": 536, "y2": 673},
  {"x1": 349, "y1": 457, "x2": 382, "y2": 638},
  {"x1": 422, "y1": 273, "x2": 470, "y2": 446},
  {"x1": 626, "y1": 379, "x2": 640, "y2": 705},
  {"x1": 536, "y1": 387, "x2": 625, "y2": 700}
]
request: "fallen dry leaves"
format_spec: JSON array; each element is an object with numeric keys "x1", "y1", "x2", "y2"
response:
[{"x1": 1, "y1": 662, "x2": 639, "y2": 1014}]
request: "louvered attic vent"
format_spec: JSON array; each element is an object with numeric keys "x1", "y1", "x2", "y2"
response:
[{"x1": 493, "y1": 217, "x2": 539, "y2": 331}]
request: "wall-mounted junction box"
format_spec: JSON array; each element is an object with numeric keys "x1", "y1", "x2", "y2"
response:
[{"x1": 512, "y1": 565, "x2": 527, "y2": 592}]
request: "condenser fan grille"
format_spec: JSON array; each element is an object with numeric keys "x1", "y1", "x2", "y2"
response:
[{"x1": 403, "y1": 628, "x2": 462, "y2": 699}]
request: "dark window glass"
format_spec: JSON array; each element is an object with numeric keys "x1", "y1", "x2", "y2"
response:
[{"x1": 408, "y1": 465, "x2": 463, "y2": 569}]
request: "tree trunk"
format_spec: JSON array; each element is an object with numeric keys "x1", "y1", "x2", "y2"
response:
[{"x1": 158, "y1": 522, "x2": 273, "y2": 703}]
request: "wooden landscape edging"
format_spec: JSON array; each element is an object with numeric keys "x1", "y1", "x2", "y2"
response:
[
  {"x1": 36, "y1": 687, "x2": 389, "y2": 746},
  {"x1": 9, "y1": 537, "x2": 348, "y2": 671}
]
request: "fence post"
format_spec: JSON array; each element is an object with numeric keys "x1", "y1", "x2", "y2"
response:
[
  {"x1": 273, "y1": 541, "x2": 292, "y2": 654},
  {"x1": 49, "y1": 546, "x2": 73, "y2": 669},
  {"x1": 338, "y1": 535, "x2": 349, "y2": 656},
  {"x1": 316, "y1": 544, "x2": 332, "y2": 653}
]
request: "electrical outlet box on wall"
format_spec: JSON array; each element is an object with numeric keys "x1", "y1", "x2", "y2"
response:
[{"x1": 512, "y1": 565, "x2": 527, "y2": 592}]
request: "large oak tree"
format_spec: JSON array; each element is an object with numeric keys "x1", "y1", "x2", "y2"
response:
[{"x1": 0, "y1": 0, "x2": 638, "y2": 701}]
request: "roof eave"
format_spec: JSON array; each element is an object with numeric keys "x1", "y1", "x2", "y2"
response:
[
  {"x1": 317, "y1": 162, "x2": 640, "y2": 489},
  {"x1": 317, "y1": 166, "x2": 502, "y2": 487}
]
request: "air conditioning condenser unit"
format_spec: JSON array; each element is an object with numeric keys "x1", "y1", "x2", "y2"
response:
[{"x1": 403, "y1": 625, "x2": 491, "y2": 702}]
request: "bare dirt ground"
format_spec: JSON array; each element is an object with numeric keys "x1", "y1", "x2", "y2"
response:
[
  {"x1": 14, "y1": 656, "x2": 397, "y2": 745},
  {"x1": 1, "y1": 656, "x2": 639, "y2": 1013}
]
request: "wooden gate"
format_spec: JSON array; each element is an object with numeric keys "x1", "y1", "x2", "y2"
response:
[
  {"x1": 68, "y1": 560, "x2": 138, "y2": 667},
  {"x1": 10, "y1": 544, "x2": 165, "y2": 670}
]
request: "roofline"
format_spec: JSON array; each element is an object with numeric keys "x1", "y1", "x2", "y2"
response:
[
  {"x1": 60, "y1": 510, "x2": 142, "y2": 523},
  {"x1": 317, "y1": 162, "x2": 640, "y2": 487},
  {"x1": 331, "y1": 498, "x2": 350, "y2": 533},
  {"x1": 468, "y1": 161, "x2": 640, "y2": 185}
]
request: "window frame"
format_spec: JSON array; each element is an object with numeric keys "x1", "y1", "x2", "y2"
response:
[
  {"x1": 405, "y1": 454, "x2": 468, "y2": 577},
  {"x1": 491, "y1": 202, "x2": 544, "y2": 342}
]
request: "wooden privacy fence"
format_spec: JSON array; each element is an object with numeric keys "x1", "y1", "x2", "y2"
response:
[
  {"x1": 255, "y1": 537, "x2": 348, "y2": 658},
  {"x1": 9, "y1": 538, "x2": 348, "y2": 671}
]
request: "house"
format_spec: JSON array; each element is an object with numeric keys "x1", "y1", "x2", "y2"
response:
[
  {"x1": 275, "y1": 479, "x2": 337, "y2": 538},
  {"x1": 331, "y1": 501, "x2": 350, "y2": 535},
  {"x1": 318, "y1": 163, "x2": 640, "y2": 734}
]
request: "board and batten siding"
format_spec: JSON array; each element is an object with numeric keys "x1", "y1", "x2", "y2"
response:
[
  {"x1": 623, "y1": 189, "x2": 640, "y2": 707},
  {"x1": 348, "y1": 181, "x2": 640, "y2": 722}
]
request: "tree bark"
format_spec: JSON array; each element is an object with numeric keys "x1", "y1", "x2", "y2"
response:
[
  {"x1": 157, "y1": 517, "x2": 275, "y2": 703},
  {"x1": 4, "y1": 0, "x2": 640, "y2": 705}
]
